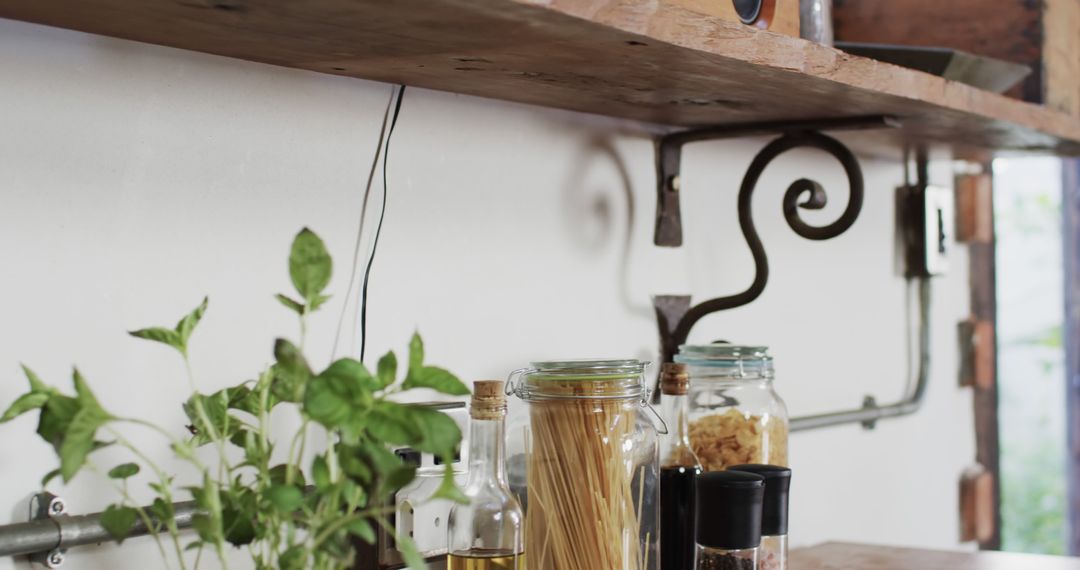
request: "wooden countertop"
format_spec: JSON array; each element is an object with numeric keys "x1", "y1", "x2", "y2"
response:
[{"x1": 792, "y1": 542, "x2": 1080, "y2": 569}]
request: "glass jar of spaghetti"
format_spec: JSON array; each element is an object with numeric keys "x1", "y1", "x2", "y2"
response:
[
  {"x1": 506, "y1": 359, "x2": 660, "y2": 570},
  {"x1": 677, "y1": 345, "x2": 788, "y2": 471}
]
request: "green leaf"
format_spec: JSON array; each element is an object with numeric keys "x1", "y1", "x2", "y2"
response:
[
  {"x1": 150, "y1": 497, "x2": 174, "y2": 531},
  {"x1": 346, "y1": 518, "x2": 376, "y2": 544},
  {"x1": 339, "y1": 449, "x2": 373, "y2": 484},
  {"x1": 321, "y1": 358, "x2": 379, "y2": 393},
  {"x1": 395, "y1": 533, "x2": 428, "y2": 570},
  {"x1": 108, "y1": 463, "x2": 140, "y2": 479},
  {"x1": 183, "y1": 392, "x2": 233, "y2": 446},
  {"x1": 36, "y1": 395, "x2": 79, "y2": 448},
  {"x1": 311, "y1": 455, "x2": 331, "y2": 490},
  {"x1": 408, "y1": 333, "x2": 423, "y2": 376},
  {"x1": 289, "y1": 228, "x2": 332, "y2": 305},
  {"x1": 403, "y1": 405, "x2": 462, "y2": 457},
  {"x1": 21, "y1": 364, "x2": 49, "y2": 393},
  {"x1": 402, "y1": 366, "x2": 470, "y2": 396},
  {"x1": 222, "y1": 489, "x2": 257, "y2": 546},
  {"x1": 59, "y1": 406, "x2": 109, "y2": 482},
  {"x1": 275, "y1": 294, "x2": 305, "y2": 315},
  {"x1": 310, "y1": 294, "x2": 332, "y2": 311},
  {"x1": 304, "y1": 376, "x2": 350, "y2": 428},
  {"x1": 128, "y1": 327, "x2": 184, "y2": 354},
  {"x1": 376, "y1": 352, "x2": 397, "y2": 389},
  {"x1": 366, "y1": 401, "x2": 422, "y2": 446},
  {"x1": 0, "y1": 392, "x2": 49, "y2": 423},
  {"x1": 379, "y1": 464, "x2": 417, "y2": 498},
  {"x1": 271, "y1": 339, "x2": 312, "y2": 403},
  {"x1": 175, "y1": 297, "x2": 209, "y2": 346},
  {"x1": 190, "y1": 514, "x2": 216, "y2": 543},
  {"x1": 279, "y1": 545, "x2": 307, "y2": 570},
  {"x1": 265, "y1": 484, "x2": 304, "y2": 513},
  {"x1": 432, "y1": 463, "x2": 468, "y2": 505},
  {"x1": 72, "y1": 368, "x2": 107, "y2": 416},
  {"x1": 223, "y1": 507, "x2": 256, "y2": 546},
  {"x1": 224, "y1": 385, "x2": 254, "y2": 415},
  {"x1": 268, "y1": 464, "x2": 306, "y2": 487},
  {"x1": 305, "y1": 358, "x2": 378, "y2": 428},
  {"x1": 101, "y1": 505, "x2": 138, "y2": 543}
]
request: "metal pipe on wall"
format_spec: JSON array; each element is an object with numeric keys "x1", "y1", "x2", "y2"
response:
[
  {"x1": 0, "y1": 500, "x2": 198, "y2": 558},
  {"x1": 791, "y1": 277, "x2": 931, "y2": 431}
]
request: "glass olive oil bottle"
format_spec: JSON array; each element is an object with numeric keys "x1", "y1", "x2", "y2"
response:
[{"x1": 447, "y1": 381, "x2": 524, "y2": 570}]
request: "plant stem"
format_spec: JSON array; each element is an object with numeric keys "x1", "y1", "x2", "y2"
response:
[
  {"x1": 89, "y1": 462, "x2": 172, "y2": 570},
  {"x1": 182, "y1": 356, "x2": 230, "y2": 487},
  {"x1": 285, "y1": 419, "x2": 309, "y2": 486},
  {"x1": 105, "y1": 427, "x2": 190, "y2": 570},
  {"x1": 300, "y1": 312, "x2": 309, "y2": 352},
  {"x1": 117, "y1": 416, "x2": 209, "y2": 472},
  {"x1": 312, "y1": 506, "x2": 395, "y2": 549}
]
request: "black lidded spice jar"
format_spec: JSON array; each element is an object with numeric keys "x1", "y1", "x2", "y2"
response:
[
  {"x1": 694, "y1": 471, "x2": 765, "y2": 570},
  {"x1": 728, "y1": 464, "x2": 791, "y2": 570}
]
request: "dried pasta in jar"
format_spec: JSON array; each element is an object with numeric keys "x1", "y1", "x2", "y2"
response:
[{"x1": 676, "y1": 345, "x2": 789, "y2": 472}]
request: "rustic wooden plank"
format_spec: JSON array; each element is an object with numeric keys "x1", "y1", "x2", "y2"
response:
[
  {"x1": 959, "y1": 467, "x2": 996, "y2": 543},
  {"x1": 965, "y1": 160, "x2": 1001, "y2": 549},
  {"x1": 791, "y1": 543, "x2": 1080, "y2": 569},
  {"x1": 1045, "y1": 0, "x2": 1080, "y2": 117},
  {"x1": 958, "y1": 318, "x2": 996, "y2": 391},
  {"x1": 833, "y1": 0, "x2": 1044, "y2": 103},
  {"x1": 1, "y1": 0, "x2": 1080, "y2": 153},
  {"x1": 957, "y1": 174, "x2": 994, "y2": 244}
]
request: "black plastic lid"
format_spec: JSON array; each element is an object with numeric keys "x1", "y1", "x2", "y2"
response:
[
  {"x1": 728, "y1": 464, "x2": 792, "y2": 536},
  {"x1": 695, "y1": 471, "x2": 765, "y2": 550}
]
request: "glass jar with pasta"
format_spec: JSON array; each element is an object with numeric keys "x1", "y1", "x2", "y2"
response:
[
  {"x1": 676, "y1": 344, "x2": 788, "y2": 471},
  {"x1": 505, "y1": 359, "x2": 660, "y2": 570}
]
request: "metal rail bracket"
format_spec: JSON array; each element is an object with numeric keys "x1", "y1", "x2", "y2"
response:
[{"x1": 28, "y1": 492, "x2": 67, "y2": 568}]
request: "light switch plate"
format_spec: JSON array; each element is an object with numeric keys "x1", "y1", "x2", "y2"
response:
[
  {"x1": 903, "y1": 184, "x2": 954, "y2": 277},
  {"x1": 922, "y1": 185, "x2": 954, "y2": 275}
]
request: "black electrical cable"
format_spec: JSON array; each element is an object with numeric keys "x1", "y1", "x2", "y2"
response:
[
  {"x1": 359, "y1": 85, "x2": 406, "y2": 363},
  {"x1": 331, "y1": 88, "x2": 395, "y2": 359}
]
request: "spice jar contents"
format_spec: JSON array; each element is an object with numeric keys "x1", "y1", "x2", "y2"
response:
[
  {"x1": 757, "y1": 536, "x2": 785, "y2": 570},
  {"x1": 696, "y1": 552, "x2": 757, "y2": 570},
  {"x1": 689, "y1": 410, "x2": 787, "y2": 471}
]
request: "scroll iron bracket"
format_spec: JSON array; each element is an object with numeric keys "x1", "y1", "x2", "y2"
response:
[{"x1": 650, "y1": 116, "x2": 901, "y2": 412}]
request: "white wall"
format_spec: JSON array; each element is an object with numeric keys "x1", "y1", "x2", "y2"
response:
[{"x1": 0, "y1": 18, "x2": 974, "y2": 568}]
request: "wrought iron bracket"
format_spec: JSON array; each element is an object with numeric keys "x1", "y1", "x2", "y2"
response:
[{"x1": 651, "y1": 116, "x2": 900, "y2": 403}]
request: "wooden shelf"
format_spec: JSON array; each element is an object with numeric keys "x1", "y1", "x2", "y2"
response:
[{"x1": 4, "y1": 0, "x2": 1080, "y2": 154}]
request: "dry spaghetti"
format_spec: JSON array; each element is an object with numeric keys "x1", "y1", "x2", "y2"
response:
[{"x1": 523, "y1": 376, "x2": 652, "y2": 570}]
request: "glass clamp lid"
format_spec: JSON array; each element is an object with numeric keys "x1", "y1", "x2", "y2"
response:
[
  {"x1": 675, "y1": 344, "x2": 774, "y2": 379},
  {"x1": 506, "y1": 359, "x2": 651, "y2": 400}
]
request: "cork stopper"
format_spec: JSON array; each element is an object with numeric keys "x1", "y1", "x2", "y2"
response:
[
  {"x1": 660, "y1": 362, "x2": 689, "y2": 395},
  {"x1": 471, "y1": 380, "x2": 507, "y2": 420}
]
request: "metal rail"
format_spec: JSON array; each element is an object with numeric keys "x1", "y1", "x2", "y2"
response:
[
  {"x1": 790, "y1": 277, "x2": 931, "y2": 431},
  {"x1": 0, "y1": 495, "x2": 198, "y2": 564}
]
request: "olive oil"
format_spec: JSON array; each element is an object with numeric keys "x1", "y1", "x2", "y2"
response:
[{"x1": 447, "y1": 551, "x2": 525, "y2": 570}]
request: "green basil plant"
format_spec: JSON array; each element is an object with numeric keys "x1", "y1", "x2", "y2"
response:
[{"x1": 1, "y1": 228, "x2": 468, "y2": 570}]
